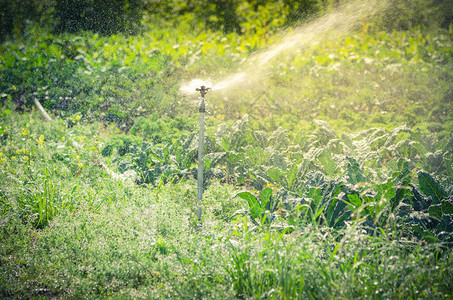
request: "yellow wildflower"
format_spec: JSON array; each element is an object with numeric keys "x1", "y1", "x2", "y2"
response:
[
  {"x1": 22, "y1": 128, "x2": 29, "y2": 136},
  {"x1": 75, "y1": 115, "x2": 81, "y2": 121},
  {"x1": 36, "y1": 135, "x2": 45, "y2": 146}
]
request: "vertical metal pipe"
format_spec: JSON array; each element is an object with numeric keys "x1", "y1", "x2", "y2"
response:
[
  {"x1": 196, "y1": 99, "x2": 205, "y2": 222},
  {"x1": 195, "y1": 85, "x2": 210, "y2": 223}
]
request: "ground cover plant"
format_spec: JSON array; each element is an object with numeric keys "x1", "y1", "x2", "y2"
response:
[{"x1": 1, "y1": 0, "x2": 453, "y2": 298}]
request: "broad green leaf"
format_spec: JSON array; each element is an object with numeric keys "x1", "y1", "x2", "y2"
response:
[
  {"x1": 325, "y1": 198, "x2": 338, "y2": 222},
  {"x1": 439, "y1": 215, "x2": 453, "y2": 232},
  {"x1": 411, "y1": 185, "x2": 429, "y2": 211},
  {"x1": 252, "y1": 131, "x2": 269, "y2": 148},
  {"x1": 384, "y1": 181, "x2": 396, "y2": 200},
  {"x1": 330, "y1": 199, "x2": 348, "y2": 227},
  {"x1": 428, "y1": 204, "x2": 442, "y2": 219},
  {"x1": 306, "y1": 171, "x2": 326, "y2": 188},
  {"x1": 267, "y1": 167, "x2": 285, "y2": 185},
  {"x1": 307, "y1": 187, "x2": 323, "y2": 208},
  {"x1": 318, "y1": 152, "x2": 337, "y2": 178},
  {"x1": 235, "y1": 191, "x2": 262, "y2": 220},
  {"x1": 245, "y1": 146, "x2": 267, "y2": 167},
  {"x1": 221, "y1": 135, "x2": 230, "y2": 151},
  {"x1": 287, "y1": 163, "x2": 299, "y2": 190},
  {"x1": 205, "y1": 152, "x2": 226, "y2": 168},
  {"x1": 267, "y1": 150, "x2": 287, "y2": 170},
  {"x1": 347, "y1": 194, "x2": 362, "y2": 207},
  {"x1": 418, "y1": 171, "x2": 447, "y2": 204},
  {"x1": 442, "y1": 200, "x2": 453, "y2": 215},
  {"x1": 346, "y1": 157, "x2": 365, "y2": 184},
  {"x1": 260, "y1": 187, "x2": 273, "y2": 211},
  {"x1": 391, "y1": 187, "x2": 407, "y2": 211},
  {"x1": 286, "y1": 162, "x2": 300, "y2": 189}
]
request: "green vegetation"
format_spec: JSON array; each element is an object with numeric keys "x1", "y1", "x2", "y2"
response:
[{"x1": 1, "y1": 0, "x2": 452, "y2": 298}]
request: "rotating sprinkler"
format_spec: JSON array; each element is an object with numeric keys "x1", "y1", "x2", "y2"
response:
[{"x1": 196, "y1": 85, "x2": 211, "y2": 222}]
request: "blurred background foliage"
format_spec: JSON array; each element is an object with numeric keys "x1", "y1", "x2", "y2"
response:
[
  {"x1": 0, "y1": 0, "x2": 452, "y2": 135},
  {"x1": 0, "y1": 0, "x2": 54, "y2": 43},
  {"x1": 53, "y1": 0, "x2": 143, "y2": 35},
  {"x1": 1, "y1": 0, "x2": 452, "y2": 42}
]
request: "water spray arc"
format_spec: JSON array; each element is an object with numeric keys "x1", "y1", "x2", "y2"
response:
[
  {"x1": 178, "y1": 0, "x2": 390, "y2": 222},
  {"x1": 195, "y1": 85, "x2": 211, "y2": 222}
]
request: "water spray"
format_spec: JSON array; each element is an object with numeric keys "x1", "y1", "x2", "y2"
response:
[
  {"x1": 195, "y1": 85, "x2": 211, "y2": 222},
  {"x1": 178, "y1": 0, "x2": 390, "y2": 223}
]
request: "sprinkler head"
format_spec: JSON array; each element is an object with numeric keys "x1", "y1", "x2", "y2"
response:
[{"x1": 196, "y1": 85, "x2": 211, "y2": 98}]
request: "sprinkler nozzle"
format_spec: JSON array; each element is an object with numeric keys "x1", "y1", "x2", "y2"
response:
[{"x1": 196, "y1": 85, "x2": 211, "y2": 98}]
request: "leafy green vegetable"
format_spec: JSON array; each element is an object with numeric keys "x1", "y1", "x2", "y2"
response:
[{"x1": 417, "y1": 171, "x2": 447, "y2": 204}]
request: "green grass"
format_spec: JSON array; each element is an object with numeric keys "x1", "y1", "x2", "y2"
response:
[
  {"x1": 0, "y1": 110, "x2": 452, "y2": 299},
  {"x1": 1, "y1": 181, "x2": 452, "y2": 298}
]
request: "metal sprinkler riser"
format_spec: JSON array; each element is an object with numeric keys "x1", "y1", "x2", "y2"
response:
[{"x1": 196, "y1": 85, "x2": 210, "y2": 223}]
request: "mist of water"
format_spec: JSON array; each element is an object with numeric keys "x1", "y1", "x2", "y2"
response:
[
  {"x1": 179, "y1": 79, "x2": 213, "y2": 95},
  {"x1": 180, "y1": 0, "x2": 389, "y2": 95}
]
